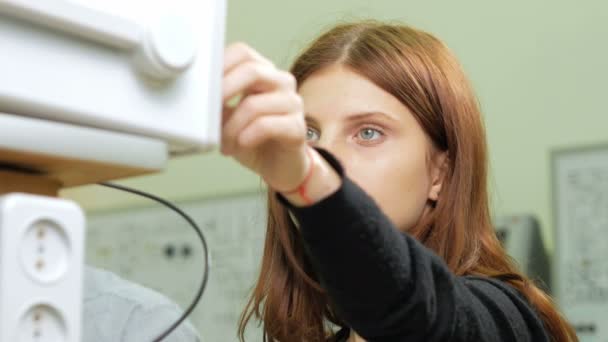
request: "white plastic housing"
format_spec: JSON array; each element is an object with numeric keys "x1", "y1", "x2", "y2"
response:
[
  {"x1": 0, "y1": 193, "x2": 85, "y2": 342},
  {"x1": 0, "y1": 0, "x2": 227, "y2": 155}
]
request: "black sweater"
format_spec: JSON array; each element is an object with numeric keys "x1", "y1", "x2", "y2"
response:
[{"x1": 278, "y1": 148, "x2": 550, "y2": 342}]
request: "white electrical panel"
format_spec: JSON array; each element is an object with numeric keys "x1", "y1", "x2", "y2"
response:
[
  {"x1": 85, "y1": 192, "x2": 267, "y2": 342},
  {"x1": 553, "y1": 145, "x2": 608, "y2": 341}
]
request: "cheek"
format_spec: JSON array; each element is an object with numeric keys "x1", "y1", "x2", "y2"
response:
[{"x1": 345, "y1": 151, "x2": 431, "y2": 231}]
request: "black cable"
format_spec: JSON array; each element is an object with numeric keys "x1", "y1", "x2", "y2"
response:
[{"x1": 98, "y1": 182, "x2": 210, "y2": 342}]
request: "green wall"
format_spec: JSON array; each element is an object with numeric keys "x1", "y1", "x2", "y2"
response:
[{"x1": 62, "y1": 0, "x2": 608, "y2": 251}]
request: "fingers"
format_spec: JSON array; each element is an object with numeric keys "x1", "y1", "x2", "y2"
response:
[
  {"x1": 223, "y1": 42, "x2": 273, "y2": 75},
  {"x1": 222, "y1": 61, "x2": 296, "y2": 103},
  {"x1": 238, "y1": 113, "x2": 306, "y2": 150},
  {"x1": 221, "y1": 43, "x2": 305, "y2": 156},
  {"x1": 221, "y1": 91, "x2": 302, "y2": 154}
]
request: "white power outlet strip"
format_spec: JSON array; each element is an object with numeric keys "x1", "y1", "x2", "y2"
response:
[{"x1": 0, "y1": 193, "x2": 85, "y2": 342}]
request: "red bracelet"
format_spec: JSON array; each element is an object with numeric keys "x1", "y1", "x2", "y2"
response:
[{"x1": 283, "y1": 148, "x2": 315, "y2": 205}]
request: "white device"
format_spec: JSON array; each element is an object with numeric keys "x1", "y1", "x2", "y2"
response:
[
  {"x1": 0, "y1": 0, "x2": 227, "y2": 341},
  {"x1": 0, "y1": 0, "x2": 226, "y2": 157},
  {"x1": 552, "y1": 145, "x2": 608, "y2": 341}
]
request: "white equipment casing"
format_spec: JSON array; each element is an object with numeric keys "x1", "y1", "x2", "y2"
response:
[{"x1": 0, "y1": 0, "x2": 227, "y2": 155}]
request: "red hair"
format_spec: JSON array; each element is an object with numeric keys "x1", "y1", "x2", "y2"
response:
[{"x1": 239, "y1": 20, "x2": 577, "y2": 341}]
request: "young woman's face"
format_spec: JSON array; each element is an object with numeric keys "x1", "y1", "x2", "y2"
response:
[{"x1": 299, "y1": 64, "x2": 446, "y2": 232}]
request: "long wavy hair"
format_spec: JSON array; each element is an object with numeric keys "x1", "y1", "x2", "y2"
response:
[{"x1": 238, "y1": 20, "x2": 577, "y2": 342}]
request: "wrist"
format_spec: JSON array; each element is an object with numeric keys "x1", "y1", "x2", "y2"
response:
[
  {"x1": 280, "y1": 147, "x2": 341, "y2": 207},
  {"x1": 281, "y1": 147, "x2": 315, "y2": 203}
]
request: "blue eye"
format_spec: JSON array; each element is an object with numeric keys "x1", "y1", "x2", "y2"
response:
[
  {"x1": 358, "y1": 128, "x2": 382, "y2": 141},
  {"x1": 306, "y1": 127, "x2": 320, "y2": 141}
]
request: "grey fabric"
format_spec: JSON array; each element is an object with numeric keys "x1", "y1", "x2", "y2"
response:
[{"x1": 83, "y1": 266, "x2": 201, "y2": 342}]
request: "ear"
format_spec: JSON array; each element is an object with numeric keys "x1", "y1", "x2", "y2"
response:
[{"x1": 428, "y1": 152, "x2": 449, "y2": 202}]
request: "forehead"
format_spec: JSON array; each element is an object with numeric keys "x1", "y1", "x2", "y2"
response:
[{"x1": 297, "y1": 64, "x2": 411, "y2": 122}]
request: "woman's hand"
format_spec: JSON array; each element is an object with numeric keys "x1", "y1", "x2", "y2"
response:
[{"x1": 221, "y1": 42, "x2": 310, "y2": 193}]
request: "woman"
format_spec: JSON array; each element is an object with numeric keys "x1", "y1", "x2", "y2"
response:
[{"x1": 221, "y1": 21, "x2": 576, "y2": 341}]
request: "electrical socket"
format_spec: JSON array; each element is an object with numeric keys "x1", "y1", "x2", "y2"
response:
[
  {"x1": 20, "y1": 219, "x2": 70, "y2": 284},
  {"x1": 0, "y1": 193, "x2": 84, "y2": 342},
  {"x1": 17, "y1": 304, "x2": 67, "y2": 342}
]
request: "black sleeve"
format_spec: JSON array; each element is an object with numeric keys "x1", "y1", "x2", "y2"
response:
[{"x1": 277, "y1": 148, "x2": 550, "y2": 342}]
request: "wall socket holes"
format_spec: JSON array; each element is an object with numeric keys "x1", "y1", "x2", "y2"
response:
[
  {"x1": 20, "y1": 220, "x2": 71, "y2": 284},
  {"x1": 17, "y1": 304, "x2": 67, "y2": 342}
]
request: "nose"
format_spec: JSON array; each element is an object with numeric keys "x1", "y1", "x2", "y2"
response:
[
  {"x1": 310, "y1": 136, "x2": 342, "y2": 163},
  {"x1": 310, "y1": 134, "x2": 333, "y2": 153},
  {"x1": 312, "y1": 139, "x2": 328, "y2": 151}
]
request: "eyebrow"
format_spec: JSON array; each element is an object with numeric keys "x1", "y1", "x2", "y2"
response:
[{"x1": 305, "y1": 111, "x2": 400, "y2": 125}]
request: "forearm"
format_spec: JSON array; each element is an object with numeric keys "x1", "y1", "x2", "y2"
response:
[
  {"x1": 281, "y1": 173, "x2": 421, "y2": 313},
  {"x1": 276, "y1": 148, "x2": 421, "y2": 326}
]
